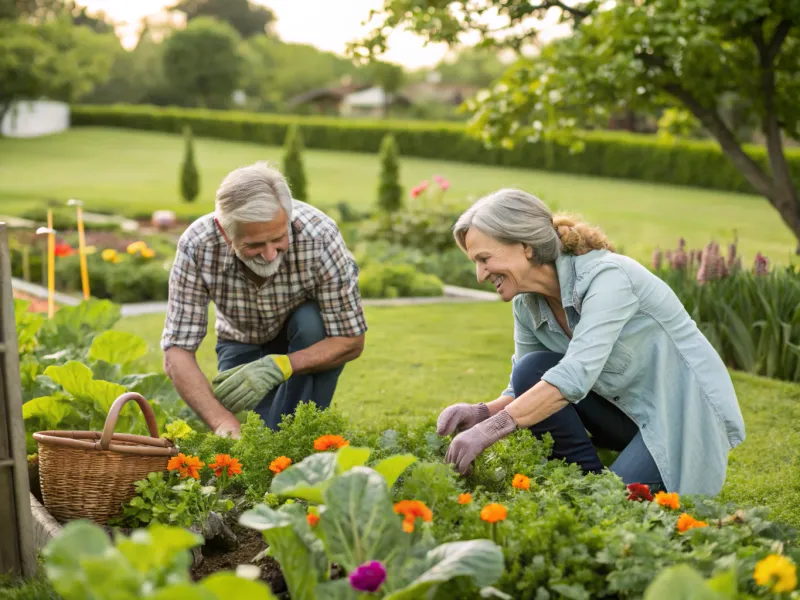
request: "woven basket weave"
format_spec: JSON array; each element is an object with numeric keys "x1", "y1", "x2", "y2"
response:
[{"x1": 33, "y1": 392, "x2": 178, "y2": 524}]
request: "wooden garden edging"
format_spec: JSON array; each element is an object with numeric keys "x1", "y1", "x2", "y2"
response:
[{"x1": 0, "y1": 223, "x2": 38, "y2": 576}]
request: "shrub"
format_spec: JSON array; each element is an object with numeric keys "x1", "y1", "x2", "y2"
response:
[
  {"x1": 377, "y1": 133, "x2": 402, "y2": 213},
  {"x1": 282, "y1": 123, "x2": 308, "y2": 202},
  {"x1": 180, "y1": 124, "x2": 200, "y2": 203},
  {"x1": 71, "y1": 104, "x2": 800, "y2": 194},
  {"x1": 358, "y1": 263, "x2": 444, "y2": 298}
]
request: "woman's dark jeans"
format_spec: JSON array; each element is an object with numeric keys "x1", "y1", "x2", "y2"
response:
[{"x1": 512, "y1": 351, "x2": 665, "y2": 491}]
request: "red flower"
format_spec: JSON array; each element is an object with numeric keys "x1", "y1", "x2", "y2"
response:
[
  {"x1": 626, "y1": 483, "x2": 654, "y2": 502},
  {"x1": 54, "y1": 242, "x2": 74, "y2": 257}
]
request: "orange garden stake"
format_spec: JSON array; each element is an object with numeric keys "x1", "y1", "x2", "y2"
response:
[
  {"x1": 36, "y1": 213, "x2": 56, "y2": 319},
  {"x1": 68, "y1": 198, "x2": 90, "y2": 299}
]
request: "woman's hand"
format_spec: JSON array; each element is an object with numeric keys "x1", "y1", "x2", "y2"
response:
[
  {"x1": 436, "y1": 402, "x2": 490, "y2": 436},
  {"x1": 445, "y1": 410, "x2": 518, "y2": 475}
]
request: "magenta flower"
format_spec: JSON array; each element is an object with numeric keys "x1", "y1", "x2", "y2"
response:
[
  {"x1": 434, "y1": 174, "x2": 451, "y2": 190},
  {"x1": 753, "y1": 252, "x2": 769, "y2": 276},
  {"x1": 349, "y1": 561, "x2": 387, "y2": 593}
]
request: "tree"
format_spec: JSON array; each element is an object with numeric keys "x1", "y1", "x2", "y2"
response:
[
  {"x1": 180, "y1": 125, "x2": 200, "y2": 203},
  {"x1": 435, "y1": 47, "x2": 508, "y2": 88},
  {"x1": 162, "y1": 16, "x2": 243, "y2": 108},
  {"x1": 353, "y1": 1, "x2": 800, "y2": 252},
  {"x1": 377, "y1": 134, "x2": 403, "y2": 213},
  {"x1": 170, "y1": 0, "x2": 276, "y2": 39},
  {"x1": 282, "y1": 124, "x2": 308, "y2": 202},
  {"x1": 0, "y1": 15, "x2": 115, "y2": 128}
]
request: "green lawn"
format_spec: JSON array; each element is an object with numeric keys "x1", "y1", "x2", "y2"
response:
[
  {"x1": 116, "y1": 303, "x2": 800, "y2": 530},
  {"x1": 1, "y1": 127, "x2": 798, "y2": 265}
]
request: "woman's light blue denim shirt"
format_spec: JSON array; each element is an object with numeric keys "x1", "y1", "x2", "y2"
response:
[{"x1": 502, "y1": 250, "x2": 745, "y2": 495}]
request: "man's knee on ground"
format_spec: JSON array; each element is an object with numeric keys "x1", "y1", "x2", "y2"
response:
[
  {"x1": 511, "y1": 351, "x2": 562, "y2": 397},
  {"x1": 288, "y1": 301, "x2": 327, "y2": 349}
]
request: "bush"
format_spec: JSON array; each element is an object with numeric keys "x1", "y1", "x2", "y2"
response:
[
  {"x1": 377, "y1": 133, "x2": 402, "y2": 212},
  {"x1": 358, "y1": 263, "x2": 444, "y2": 298},
  {"x1": 71, "y1": 104, "x2": 800, "y2": 194},
  {"x1": 282, "y1": 123, "x2": 308, "y2": 202},
  {"x1": 179, "y1": 124, "x2": 200, "y2": 203},
  {"x1": 18, "y1": 205, "x2": 121, "y2": 232}
]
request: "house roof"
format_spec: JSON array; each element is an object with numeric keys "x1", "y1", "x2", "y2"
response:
[
  {"x1": 341, "y1": 86, "x2": 412, "y2": 108},
  {"x1": 287, "y1": 84, "x2": 371, "y2": 108}
]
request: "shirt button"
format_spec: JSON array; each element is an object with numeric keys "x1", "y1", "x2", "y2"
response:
[{"x1": 614, "y1": 396, "x2": 620, "y2": 401}]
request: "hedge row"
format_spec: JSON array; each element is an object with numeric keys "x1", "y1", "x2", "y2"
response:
[{"x1": 71, "y1": 104, "x2": 800, "y2": 195}]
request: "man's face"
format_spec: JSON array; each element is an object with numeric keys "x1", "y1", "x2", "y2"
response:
[{"x1": 228, "y1": 208, "x2": 290, "y2": 278}]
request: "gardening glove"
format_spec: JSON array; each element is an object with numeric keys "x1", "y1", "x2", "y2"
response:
[
  {"x1": 445, "y1": 409, "x2": 518, "y2": 475},
  {"x1": 212, "y1": 355, "x2": 293, "y2": 414},
  {"x1": 436, "y1": 402, "x2": 490, "y2": 436}
]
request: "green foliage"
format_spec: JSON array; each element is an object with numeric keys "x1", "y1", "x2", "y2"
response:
[
  {"x1": 70, "y1": 104, "x2": 800, "y2": 196},
  {"x1": 14, "y1": 299, "x2": 45, "y2": 354},
  {"x1": 0, "y1": 16, "x2": 115, "y2": 125},
  {"x1": 180, "y1": 125, "x2": 200, "y2": 203},
  {"x1": 358, "y1": 263, "x2": 443, "y2": 299},
  {"x1": 170, "y1": 0, "x2": 276, "y2": 39},
  {"x1": 162, "y1": 17, "x2": 244, "y2": 109},
  {"x1": 282, "y1": 124, "x2": 308, "y2": 202},
  {"x1": 42, "y1": 520, "x2": 276, "y2": 599},
  {"x1": 377, "y1": 134, "x2": 402, "y2": 213}
]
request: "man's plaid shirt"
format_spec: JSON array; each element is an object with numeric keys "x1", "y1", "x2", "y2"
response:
[{"x1": 161, "y1": 201, "x2": 368, "y2": 352}]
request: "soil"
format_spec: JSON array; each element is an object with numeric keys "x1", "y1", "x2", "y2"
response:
[
  {"x1": 13, "y1": 289, "x2": 56, "y2": 313},
  {"x1": 190, "y1": 524, "x2": 288, "y2": 597}
]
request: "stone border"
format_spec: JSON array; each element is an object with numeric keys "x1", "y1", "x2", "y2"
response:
[
  {"x1": 30, "y1": 493, "x2": 61, "y2": 550},
  {"x1": 12, "y1": 278, "x2": 498, "y2": 315}
]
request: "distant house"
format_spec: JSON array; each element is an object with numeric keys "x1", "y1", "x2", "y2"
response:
[
  {"x1": 402, "y1": 81, "x2": 480, "y2": 106},
  {"x1": 339, "y1": 86, "x2": 412, "y2": 118}
]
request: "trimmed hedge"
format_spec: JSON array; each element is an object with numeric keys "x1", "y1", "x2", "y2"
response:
[{"x1": 71, "y1": 104, "x2": 800, "y2": 194}]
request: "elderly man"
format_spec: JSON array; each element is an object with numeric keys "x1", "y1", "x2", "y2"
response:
[{"x1": 162, "y1": 161, "x2": 367, "y2": 438}]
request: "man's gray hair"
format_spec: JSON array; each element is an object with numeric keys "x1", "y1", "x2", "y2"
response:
[
  {"x1": 453, "y1": 188, "x2": 561, "y2": 265},
  {"x1": 215, "y1": 161, "x2": 293, "y2": 241}
]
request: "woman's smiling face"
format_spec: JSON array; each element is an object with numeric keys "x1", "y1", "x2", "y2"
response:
[{"x1": 464, "y1": 227, "x2": 535, "y2": 301}]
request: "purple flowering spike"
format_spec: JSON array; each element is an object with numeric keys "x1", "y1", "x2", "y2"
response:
[
  {"x1": 652, "y1": 248, "x2": 663, "y2": 271},
  {"x1": 349, "y1": 561, "x2": 387, "y2": 593}
]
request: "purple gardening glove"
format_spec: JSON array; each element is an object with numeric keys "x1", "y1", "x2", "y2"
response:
[
  {"x1": 445, "y1": 409, "x2": 519, "y2": 475},
  {"x1": 436, "y1": 403, "x2": 490, "y2": 436}
]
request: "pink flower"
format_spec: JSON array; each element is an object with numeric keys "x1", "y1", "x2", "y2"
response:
[
  {"x1": 410, "y1": 186, "x2": 422, "y2": 198},
  {"x1": 349, "y1": 561, "x2": 387, "y2": 593},
  {"x1": 434, "y1": 175, "x2": 451, "y2": 190},
  {"x1": 753, "y1": 253, "x2": 769, "y2": 276}
]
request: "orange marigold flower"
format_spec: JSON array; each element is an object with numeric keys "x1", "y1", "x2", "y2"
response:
[
  {"x1": 208, "y1": 454, "x2": 242, "y2": 478},
  {"x1": 394, "y1": 500, "x2": 433, "y2": 522},
  {"x1": 167, "y1": 453, "x2": 204, "y2": 479},
  {"x1": 269, "y1": 456, "x2": 292, "y2": 474},
  {"x1": 313, "y1": 434, "x2": 350, "y2": 451},
  {"x1": 655, "y1": 491, "x2": 680, "y2": 510},
  {"x1": 402, "y1": 520, "x2": 415, "y2": 533},
  {"x1": 480, "y1": 503, "x2": 508, "y2": 524},
  {"x1": 512, "y1": 474, "x2": 531, "y2": 490},
  {"x1": 306, "y1": 513, "x2": 320, "y2": 527},
  {"x1": 677, "y1": 513, "x2": 709, "y2": 533},
  {"x1": 458, "y1": 493, "x2": 472, "y2": 505}
]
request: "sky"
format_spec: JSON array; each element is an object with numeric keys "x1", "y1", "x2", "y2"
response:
[{"x1": 78, "y1": 0, "x2": 567, "y2": 69}]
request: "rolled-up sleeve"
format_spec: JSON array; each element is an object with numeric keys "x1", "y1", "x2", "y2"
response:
[
  {"x1": 541, "y1": 265, "x2": 639, "y2": 402},
  {"x1": 314, "y1": 231, "x2": 368, "y2": 338},
  {"x1": 502, "y1": 301, "x2": 547, "y2": 398},
  {"x1": 161, "y1": 238, "x2": 210, "y2": 352}
]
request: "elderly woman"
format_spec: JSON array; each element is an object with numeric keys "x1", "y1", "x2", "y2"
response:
[{"x1": 437, "y1": 189, "x2": 745, "y2": 495}]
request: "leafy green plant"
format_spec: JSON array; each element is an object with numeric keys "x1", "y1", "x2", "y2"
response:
[
  {"x1": 358, "y1": 263, "x2": 443, "y2": 299},
  {"x1": 283, "y1": 123, "x2": 308, "y2": 202},
  {"x1": 42, "y1": 520, "x2": 276, "y2": 599},
  {"x1": 180, "y1": 124, "x2": 200, "y2": 203},
  {"x1": 377, "y1": 133, "x2": 402, "y2": 213},
  {"x1": 14, "y1": 299, "x2": 45, "y2": 355}
]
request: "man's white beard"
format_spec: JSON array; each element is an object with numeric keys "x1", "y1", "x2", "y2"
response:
[{"x1": 237, "y1": 251, "x2": 284, "y2": 278}]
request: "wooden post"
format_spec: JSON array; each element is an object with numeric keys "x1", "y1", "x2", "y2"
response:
[
  {"x1": 46, "y1": 211, "x2": 55, "y2": 319},
  {"x1": 68, "y1": 199, "x2": 90, "y2": 300},
  {"x1": 22, "y1": 246, "x2": 29, "y2": 282},
  {"x1": 0, "y1": 222, "x2": 38, "y2": 577}
]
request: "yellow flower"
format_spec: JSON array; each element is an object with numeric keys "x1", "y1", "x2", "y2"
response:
[
  {"x1": 141, "y1": 247, "x2": 156, "y2": 259},
  {"x1": 127, "y1": 241, "x2": 147, "y2": 255},
  {"x1": 654, "y1": 491, "x2": 680, "y2": 510},
  {"x1": 101, "y1": 249, "x2": 119, "y2": 263},
  {"x1": 84, "y1": 245, "x2": 97, "y2": 255},
  {"x1": 754, "y1": 554, "x2": 797, "y2": 593}
]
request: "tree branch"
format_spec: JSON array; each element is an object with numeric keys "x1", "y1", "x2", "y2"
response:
[
  {"x1": 526, "y1": 1, "x2": 591, "y2": 21},
  {"x1": 766, "y1": 19, "x2": 792, "y2": 64}
]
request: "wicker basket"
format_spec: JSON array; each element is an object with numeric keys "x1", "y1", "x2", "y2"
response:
[{"x1": 33, "y1": 392, "x2": 179, "y2": 524}]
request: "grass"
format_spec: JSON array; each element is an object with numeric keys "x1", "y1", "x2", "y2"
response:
[
  {"x1": 1, "y1": 127, "x2": 798, "y2": 265},
  {"x1": 115, "y1": 302, "x2": 800, "y2": 530}
]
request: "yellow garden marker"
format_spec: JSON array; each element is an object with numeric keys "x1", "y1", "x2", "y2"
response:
[
  {"x1": 36, "y1": 215, "x2": 57, "y2": 320},
  {"x1": 68, "y1": 198, "x2": 90, "y2": 299}
]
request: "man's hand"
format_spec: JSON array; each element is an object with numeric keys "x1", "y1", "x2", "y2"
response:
[
  {"x1": 213, "y1": 415, "x2": 242, "y2": 440},
  {"x1": 212, "y1": 354, "x2": 293, "y2": 413}
]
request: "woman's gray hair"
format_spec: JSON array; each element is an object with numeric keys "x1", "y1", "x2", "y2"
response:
[
  {"x1": 215, "y1": 161, "x2": 293, "y2": 241},
  {"x1": 453, "y1": 188, "x2": 561, "y2": 265}
]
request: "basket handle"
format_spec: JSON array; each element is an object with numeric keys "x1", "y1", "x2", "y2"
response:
[{"x1": 99, "y1": 392, "x2": 160, "y2": 451}]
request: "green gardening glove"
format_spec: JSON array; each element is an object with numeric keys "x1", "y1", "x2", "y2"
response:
[{"x1": 211, "y1": 355, "x2": 293, "y2": 414}]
